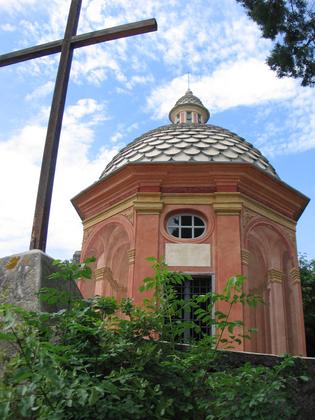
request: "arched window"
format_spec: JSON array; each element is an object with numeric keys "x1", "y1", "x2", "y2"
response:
[{"x1": 167, "y1": 213, "x2": 206, "y2": 239}]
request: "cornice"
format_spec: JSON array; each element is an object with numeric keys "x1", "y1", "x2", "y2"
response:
[
  {"x1": 73, "y1": 163, "x2": 308, "y2": 224},
  {"x1": 82, "y1": 190, "x2": 296, "y2": 232}
]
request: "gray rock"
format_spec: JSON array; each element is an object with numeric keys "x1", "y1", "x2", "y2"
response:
[{"x1": 0, "y1": 250, "x2": 82, "y2": 312}]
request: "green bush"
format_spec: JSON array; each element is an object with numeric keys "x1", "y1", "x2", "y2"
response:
[{"x1": 0, "y1": 258, "x2": 301, "y2": 419}]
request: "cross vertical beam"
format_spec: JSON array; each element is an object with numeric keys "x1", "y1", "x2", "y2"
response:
[
  {"x1": 30, "y1": 0, "x2": 82, "y2": 251},
  {"x1": 1, "y1": 0, "x2": 157, "y2": 253}
]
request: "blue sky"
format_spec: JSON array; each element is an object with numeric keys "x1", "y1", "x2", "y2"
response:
[{"x1": 0, "y1": 0, "x2": 314, "y2": 260}]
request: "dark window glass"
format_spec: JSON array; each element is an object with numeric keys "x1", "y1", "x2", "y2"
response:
[
  {"x1": 182, "y1": 215, "x2": 192, "y2": 226},
  {"x1": 167, "y1": 214, "x2": 205, "y2": 239},
  {"x1": 194, "y1": 217, "x2": 204, "y2": 226},
  {"x1": 181, "y1": 228, "x2": 192, "y2": 238},
  {"x1": 194, "y1": 228, "x2": 204, "y2": 238},
  {"x1": 186, "y1": 111, "x2": 192, "y2": 123}
]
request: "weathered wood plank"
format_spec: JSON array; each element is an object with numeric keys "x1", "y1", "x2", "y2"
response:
[{"x1": 0, "y1": 19, "x2": 157, "y2": 67}]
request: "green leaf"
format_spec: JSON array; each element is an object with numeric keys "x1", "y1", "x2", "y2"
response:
[{"x1": 0, "y1": 331, "x2": 15, "y2": 341}]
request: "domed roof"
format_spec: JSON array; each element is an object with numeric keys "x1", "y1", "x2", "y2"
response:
[
  {"x1": 169, "y1": 89, "x2": 210, "y2": 123},
  {"x1": 100, "y1": 90, "x2": 277, "y2": 179},
  {"x1": 174, "y1": 89, "x2": 205, "y2": 107},
  {"x1": 100, "y1": 123, "x2": 277, "y2": 179}
]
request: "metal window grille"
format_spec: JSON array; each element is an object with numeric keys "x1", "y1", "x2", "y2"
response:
[{"x1": 173, "y1": 276, "x2": 212, "y2": 342}]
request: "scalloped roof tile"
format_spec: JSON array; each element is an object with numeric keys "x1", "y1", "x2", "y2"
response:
[{"x1": 100, "y1": 123, "x2": 278, "y2": 179}]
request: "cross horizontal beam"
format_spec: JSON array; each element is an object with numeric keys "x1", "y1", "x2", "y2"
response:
[{"x1": 0, "y1": 18, "x2": 157, "y2": 67}]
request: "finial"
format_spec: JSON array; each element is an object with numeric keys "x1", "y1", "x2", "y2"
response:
[{"x1": 187, "y1": 72, "x2": 190, "y2": 90}]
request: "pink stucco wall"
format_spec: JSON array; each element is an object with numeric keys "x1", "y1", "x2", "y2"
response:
[{"x1": 73, "y1": 163, "x2": 308, "y2": 356}]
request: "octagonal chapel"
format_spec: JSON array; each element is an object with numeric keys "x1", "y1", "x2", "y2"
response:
[{"x1": 72, "y1": 90, "x2": 309, "y2": 356}]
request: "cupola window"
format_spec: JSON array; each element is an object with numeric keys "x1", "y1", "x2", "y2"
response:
[
  {"x1": 167, "y1": 214, "x2": 206, "y2": 239},
  {"x1": 186, "y1": 111, "x2": 192, "y2": 123}
]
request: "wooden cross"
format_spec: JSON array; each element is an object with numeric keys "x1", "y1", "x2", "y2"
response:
[{"x1": 0, "y1": 0, "x2": 157, "y2": 252}]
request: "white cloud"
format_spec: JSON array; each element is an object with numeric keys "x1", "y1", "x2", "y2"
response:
[
  {"x1": 71, "y1": 45, "x2": 123, "y2": 85},
  {"x1": 2, "y1": 0, "x2": 269, "y2": 89},
  {"x1": 0, "y1": 98, "x2": 118, "y2": 259},
  {"x1": 111, "y1": 131, "x2": 123, "y2": 143},
  {"x1": 125, "y1": 74, "x2": 154, "y2": 90},
  {"x1": 0, "y1": 0, "x2": 37, "y2": 13},
  {"x1": 147, "y1": 59, "x2": 298, "y2": 119},
  {"x1": 25, "y1": 81, "x2": 54, "y2": 101},
  {"x1": 0, "y1": 23, "x2": 16, "y2": 31},
  {"x1": 204, "y1": 59, "x2": 297, "y2": 111},
  {"x1": 110, "y1": 122, "x2": 139, "y2": 143},
  {"x1": 261, "y1": 87, "x2": 315, "y2": 156}
]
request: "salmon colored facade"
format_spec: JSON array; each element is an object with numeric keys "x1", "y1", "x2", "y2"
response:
[{"x1": 72, "y1": 91, "x2": 309, "y2": 356}]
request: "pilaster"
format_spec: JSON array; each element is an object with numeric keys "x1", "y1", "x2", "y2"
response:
[
  {"x1": 267, "y1": 269, "x2": 288, "y2": 354},
  {"x1": 288, "y1": 268, "x2": 306, "y2": 355},
  {"x1": 215, "y1": 206, "x2": 243, "y2": 350}
]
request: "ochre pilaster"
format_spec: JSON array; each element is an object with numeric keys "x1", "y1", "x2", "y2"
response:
[
  {"x1": 267, "y1": 269, "x2": 288, "y2": 354},
  {"x1": 94, "y1": 267, "x2": 106, "y2": 295},
  {"x1": 127, "y1": 249, "x2": 136, "y2": 265},
  {"x1": 213, "y1": 192, "x2": 242, "y2": 215},
  {"x1": 288, "y1": 266, "x2": 306, "y2": 355},
  {"x1": 133, "y1": 193, "x2": 163, "y2": 214},
  {"x1": 289, "y1": 267, "x2": 301, "y2": 285},
  {"x1": 267, "y1": 269, "x2": 283, "y2": 284},
  {"x1": 95, "y1": 267, "x2": 105, "y2": 282},
  {"x1": 241, "y1": 249, "x2": 250, "y2": 266}
]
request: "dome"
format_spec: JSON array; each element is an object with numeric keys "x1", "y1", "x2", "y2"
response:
[
  {"x1": 100, "y1": 90, "x2": 277, "y2": 179},
  {"x1": 100, "y1": 123, "x2": 277, "y2": 179}
]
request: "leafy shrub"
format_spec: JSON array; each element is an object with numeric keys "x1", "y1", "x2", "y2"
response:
[{"x1": 0, "y1": 258, "x2": 301, "y2": 419}]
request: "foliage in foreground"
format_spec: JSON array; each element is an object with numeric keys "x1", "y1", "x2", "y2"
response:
[
  {"x1": 237, "y1": 0, "x2": 314, "y2": 87},
  {"x1": 0, "y1": 257, "x2": 308, "y2": 419},
  {"x1": 299, "y1": 254, "x2": 315, "y2": 356}
]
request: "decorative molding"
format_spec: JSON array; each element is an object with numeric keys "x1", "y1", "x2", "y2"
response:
[
  {"x1": 95, "y1": 266, "x2": 127, "y2": 293},
  {"x1": 82, "y1": 227, "x2": 94, "y2": 243},
  {"x1": 213, "y1": 193, "x2": 242, "y2": 215},
  {"x1": 121, "y1": 207, "x2": 134, "y2": 225},
  {"x1": 242, "y1": 201, "x2": 296, "y2": 231},
  {"x1": 95, "y1": 267, "x2": 106, "y2": 282},
  {"x1": 134, "y1": 193, "x2": 163, "y2": 214},
  {"x1": 289, "y1": 268, "x2": 301, "y2": 285},
  {"x1": 213, "y1": 203, "x2": 242, "y2": 215},
  {"x1": 163, "y1": 194, "x2": 212, "y2": 205},
  {"x1": 241, "y1": 249, "x2": 250, "y2": 266},
  {"x1": 267, "y1": 269, "x2": 283, "y2": 284},
  {"x1": 127, "y1": 248, "x2": 136, "y2": 265},
  {"x1": 83, "y1": 197, "x2": 136, "y2": 229},
  {"x1": 284, "y1": 228, "x2": 297, "y2": 248},
  {"x1": 242, "y1": 208, "x2": 257, "y2": 229},
  {"x1": 82, "y1": 191, "x2": 296, "y2": 231},
  {"x1": 133, "y1": 202, "x2": 163, "y2": 214}
]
